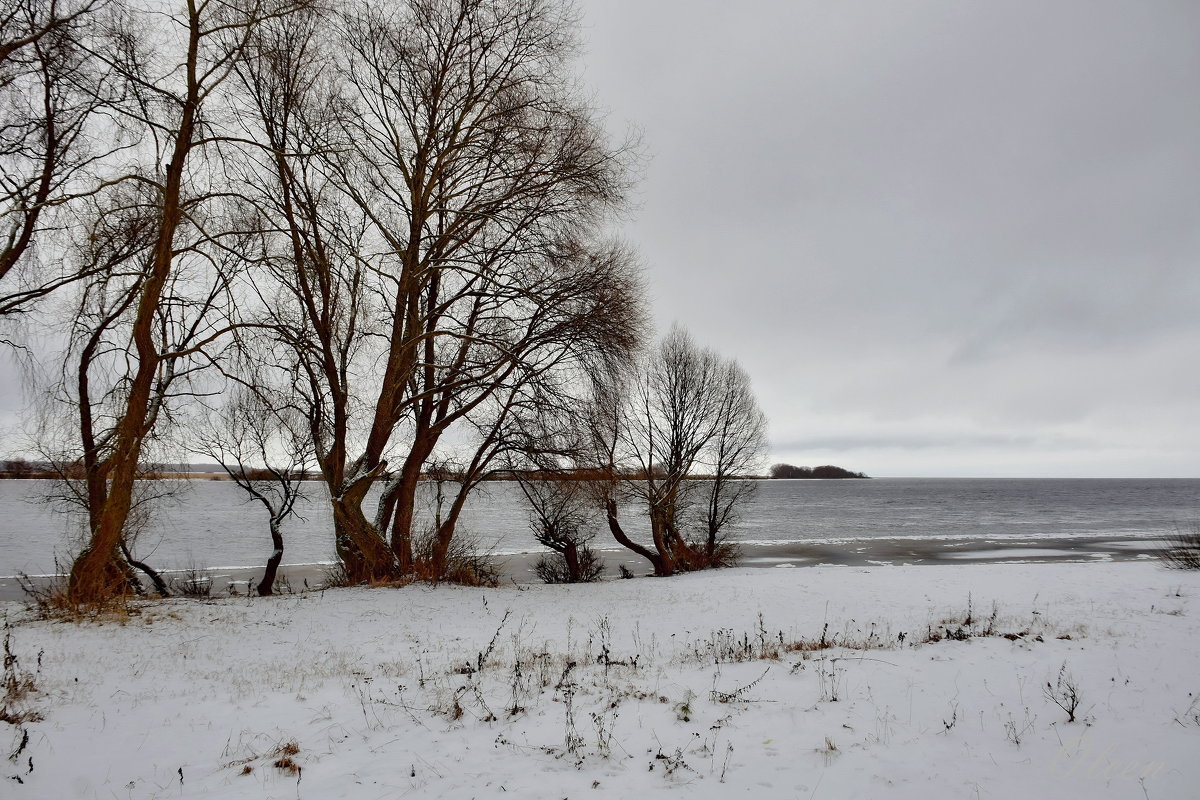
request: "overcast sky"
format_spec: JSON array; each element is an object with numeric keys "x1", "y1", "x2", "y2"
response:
[
  {"x1": 576, "y1": 0, "x2": 1200, "y2": 477},
  {"x1": 2, "y1": 1, "x2": 1197, "y2": 479}
]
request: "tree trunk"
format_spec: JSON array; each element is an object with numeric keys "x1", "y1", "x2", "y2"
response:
[
  {"x1": 605, "y1": 499, "x2": 668, "y2": 576},
  {"x1": 371, "y1": 476, "x2": 410, "y2": 574},
  {"x1": 429, "y1": 486, "x2": 471, "y2": 580},
  {"x1": 382, "y1": 438, "x2": 435, "y2": 574},
  {"x1": 120, "y1": 541, "x2": 169, "y2": 596},
  {"x1": 664, "y1": 521, "x2": 702, "y2": 571},
  {"x1": 331, "y1": 489, "x2": 397, "y2": 584},
  {"x1": 563, "y1": 541, "x2": 581, "y2": 582},
  {"x1": 67, "y1": 417, "x2": 158, "y2": 604},
  {"x1": 66, "y1": 9, "x2": 202, "y2": 606},
  {"x1": 648, "y1": 511, "x2": 676, "y2": 577},
  {"x1": 257, "y1": 519, "x2": 285, "y2": 596},
  {"x1": 705, "y1": 519, "x2": 720, "y2": 559}
]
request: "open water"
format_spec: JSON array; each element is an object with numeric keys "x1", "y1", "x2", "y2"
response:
[{"x1": 2, "y1": 478, "x2": 1197, "y2": 584}]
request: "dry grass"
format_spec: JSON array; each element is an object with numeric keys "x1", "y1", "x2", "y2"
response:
[
  {"x1": 224, "y1": 738, "x2": 302, "y2": 776},
  {"x1": 2, "y1": 628, "x2": 44, "y2": 725},
  {"x1": 1160, "y1": 526, "x2": 1200, "y2": 570},
  {"x1": 271, "y1": 740, "x2": 301, "y2": 773},
  {"x1": 17, "y1": 573, "x2": 137, "y2": 622}
]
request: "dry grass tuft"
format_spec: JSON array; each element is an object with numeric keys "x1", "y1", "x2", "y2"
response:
[
  {"x1": 273, "y1": 756, "x2": 299, "y2": 773},
  {"x1": 2, "y1": 627, "x2": 43, "y2": 725},
  {"x1": 17, "y1": 573, "x2": 137, "y2": 622},
  {"x1": 275, "y1": 740, "x2": 300, "y2": 757},
  {"x1": 1161, "y1": 526, "x2": 1200, "y2": 570},
  {"x1": 270, "y1": 740, "x2": 301, "y2": 773}
]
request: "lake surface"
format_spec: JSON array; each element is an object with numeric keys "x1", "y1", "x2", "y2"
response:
[{"x1": 2, "y1": 478, "x2": 1197, "y2": 582}]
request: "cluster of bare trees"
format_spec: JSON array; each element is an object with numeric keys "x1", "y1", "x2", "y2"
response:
[
  {"x1": 588, "y1": 326, "x2": 767, "y2": 577},
  {"x1": 1, "y1": 0, "x2": 766, "y2": 604},
  {"x1": 505, "y1": 324, "x2": 767, "y2": 583}
]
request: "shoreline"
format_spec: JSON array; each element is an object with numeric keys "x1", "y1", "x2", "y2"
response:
[{"x1": 0, "y1": 533, "x2": 1167, "y2": 602}]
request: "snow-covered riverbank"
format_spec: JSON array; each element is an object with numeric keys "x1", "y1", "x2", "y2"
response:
[{"x1": 3, "y1": 561, "x2": 1197, "y2": 798}]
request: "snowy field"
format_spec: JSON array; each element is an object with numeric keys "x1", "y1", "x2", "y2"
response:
[{"x1": 2, "y1": 561, "x2": 1198, "y2": 799}]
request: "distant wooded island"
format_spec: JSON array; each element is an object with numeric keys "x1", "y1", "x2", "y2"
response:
[{"x1": 769, "y1": 463, "x2": 870, "y2": 479}]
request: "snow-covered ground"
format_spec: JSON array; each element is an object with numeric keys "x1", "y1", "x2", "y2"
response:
[{"x1": 2, "y1": 561, "x2": 1197, "y2": 799}]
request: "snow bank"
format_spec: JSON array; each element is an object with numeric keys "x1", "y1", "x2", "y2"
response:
[{"x1": 2, "y1": 561, "x2": 1197, "y2": 798}]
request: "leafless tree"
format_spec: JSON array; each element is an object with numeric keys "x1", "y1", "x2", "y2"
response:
[
  {"x1": 517, "y1": 473, "x2": 603, "y2": 583},
  {"x1": 62, "y1": 0, "x2": 307, "y2": 605},
  {"x1": 0, "y1": 0, "x2": 95, "y2": 63},
  {"x1": 235, "y1": 0, "x2": 640, "y2": 584},
  {"x1": 598, "y1": 326, "x2": 767, "y2": 576},
  {"x1": 193, "y1": 385, "x2": 311, "y2": 595},
  {"x1": 374, "y1": 237, "x2": 644, "y2": 579},
  {"x1": 29, "y1": 373, "x2": 186, "y2": 598},
  {"x1": 0, "y1": 0, "x2": 126, "y2": 320},
  {"x1": 695, "y1": 357, "x2": 767, "y2": 560}
]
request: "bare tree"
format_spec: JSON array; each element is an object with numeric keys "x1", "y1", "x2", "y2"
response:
[
  {"x1": 235, "y1": 0, "x2": 640, "y2": 584},
  {"x1": 194, "y1": 385, "x2": 311, "y2": 595},
  {"x1": 696, "y1": 357, "x2": 767, "y2": 560},
  {"x1": 230, "y1": 0, "x2": 400, "y2": 583},
  {"x1": 375, "y1": 237, "x2": 644, "y2": 579},
  {"x1": 335, "y1": 0, "x2": 637, "y2": 583},
  {"x1": 517, "y1": 473, "x2": 603, "y2": 583},
  {"x1": 0, "y1": 0, "x2": 124, "y2": 319},
  {"x1": 0, "y1": 0, "x2": 95, "y2": 63},
  {"x1": 63, "y1": 0, "x2": 306, "y2": 605},
  {"x1": 598, "y1": 326, "x2": 767, "y2": 576}
]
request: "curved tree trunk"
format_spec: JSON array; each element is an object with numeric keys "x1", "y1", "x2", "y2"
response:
[
  {"x1": 119, "y1": 541, "x2": 169, "y2": 596},
  {"x1": 66, "y1": 6, "x2": 203, "y2": 606},
  {"x1": 257, "y1": 519, "x2": 285, "y2": 596},
  {"x1": 332, "y1": 490, "x2": 397, "y2": 584},
  {"x1": 606, "y1": 499, "x2": 668, "y2": 576},
  {"x1": 428, "y1": 485, "x2": 471, "y2": 580}
]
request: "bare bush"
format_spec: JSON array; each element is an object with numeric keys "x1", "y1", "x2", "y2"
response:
[
  {"x1": 592, "y1": 326, "x2": 767, "y2": 576},
  {"x1": 193, "y1": 387, "x2": 312, "y2": 596},
  {"x1": 534, "y1": 548, "x2": 604, "y2": 585},
  {"x1": 1044, "y1": 662, "x2": 1085, "y2": 723},
  {"x1": 412, "y1": 528, "x2": 501, "y2": 588},
  {"x1": 519, "y1": 477, "x2": 605, "y2": 584},
  {"x1": 170, "y1": 567, "x2": 214, "y2": 599}
]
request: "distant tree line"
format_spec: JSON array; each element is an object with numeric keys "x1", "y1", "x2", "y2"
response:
[
  {"x1": 0, "y1": 0, "x2": 769, "y2": 603},
  {"x1": 769, "y1": 464, "x2": 869, "y2": 480},
  {"x1": 0, "y1": 460, "x2": 44, "y2": 479}
]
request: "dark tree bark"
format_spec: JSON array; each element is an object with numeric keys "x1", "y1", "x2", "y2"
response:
[
  {"x1": 236, "y1": 0, "x2": 641, "y2": 583},
  {"x1": 67, "y1": 0, "x2": 306, "y2": 605}
]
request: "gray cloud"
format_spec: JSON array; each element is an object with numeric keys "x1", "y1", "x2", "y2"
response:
[
  {"x1": 2, "y1": 2, "x2": 1196, "y2": 478},
  {"x1": 580, "y1": 0, "x2": 1200, "y2": 476},
  {"x1": 776, "y1": 432, "x2": 1092, "y2": 454}
]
